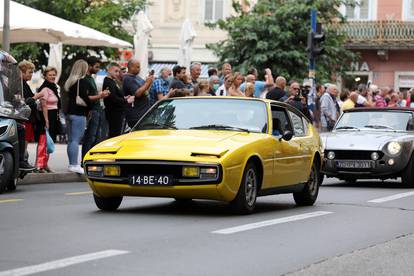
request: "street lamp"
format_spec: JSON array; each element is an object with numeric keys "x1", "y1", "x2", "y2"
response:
[{"x1": 2, "y1": 0, "x2": 10, "y2": 52}]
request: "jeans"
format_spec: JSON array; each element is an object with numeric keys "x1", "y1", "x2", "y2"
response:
[
  {"x1": 82, "y1": 109, "x2": 107, "y2": 159},
  {"x1": 66, "y1": 114, "x2": 86, "y2": 166}
]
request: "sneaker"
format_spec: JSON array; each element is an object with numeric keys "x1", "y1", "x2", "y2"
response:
[
  {"x1": 68, "y1": 165, "x2": 84, "y2": 174},
  {"x1": 19, "y1": 161, "x2": 35, "y2": 171}
]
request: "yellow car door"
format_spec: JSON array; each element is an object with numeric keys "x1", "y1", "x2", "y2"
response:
[
  {"x1": 266, "y1": 105, "x2": 303, "y2": 188},
  {"x1": 287, "y1": 110, "x2": 313, "y2": 183}
]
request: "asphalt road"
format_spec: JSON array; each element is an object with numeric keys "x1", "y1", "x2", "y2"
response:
[{"x1": 1, "y1": 178, "x2": 414, "y2": 276}]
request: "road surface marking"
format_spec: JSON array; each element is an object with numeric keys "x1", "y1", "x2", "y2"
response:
[
  {"x1": 0, "y1": 199, "x2": 23, "y2": 204},
  {"x1": 65, "y1": 191, "x2": 93, "y2": 196},
  {"x1": 0, "y1": 250, "x2": 129, "y2": 276},
  {"x1": 212, "y1": 211, "x2": 333, "y2": 234},
  {"x1": 368, "y1": 191, "x2": 414, "y2": 203}
]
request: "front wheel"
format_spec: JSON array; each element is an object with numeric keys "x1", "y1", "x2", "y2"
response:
[
  {"x1": 93, "y1": 194, "x2": 123, "y2": 211},
  {"x1": 0, "y1": 151, "x2": 15, "y2": 193},
  {"x1": 230, "y1": 162, "x2": 258, "y2": 215},
  {"x1": 401, "y1": 154, "x2": 414, "y2": 188},
  {"x1": 294, "y1": 162, "x2": 320, "y2": 206}
]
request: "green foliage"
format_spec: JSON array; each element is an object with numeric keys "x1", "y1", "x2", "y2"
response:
[
  {"x1": 207, "y1": 0, "x2": 358, "y2": 83},
  {"x1": 9, "y1": 0, "x2": 145, "y2": 84}
]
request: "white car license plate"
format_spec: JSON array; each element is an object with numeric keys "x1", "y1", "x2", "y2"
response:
[
  {"x1": 336, "y1": 161, "x2": 372, "y2": 169},
  {"x1": 129, "y1": 175, "x2": 173, "y2": 186}
]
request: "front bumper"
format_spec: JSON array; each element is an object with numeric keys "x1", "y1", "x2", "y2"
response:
[
  {"x1": 84, "y1": 160, "x2": 243, "y2": 202},
  {"x1": 322, "y1": 151, "x2": 410, "y2": 179}
]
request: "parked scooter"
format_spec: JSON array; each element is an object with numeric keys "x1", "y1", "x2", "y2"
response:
[{"x1": 0, "y1": 51, "x2": 33, "y2": 193}]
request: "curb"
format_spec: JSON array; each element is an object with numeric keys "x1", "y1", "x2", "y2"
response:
[{"x1": 18, "y1": 172, "x2": 86, "y2": 185}]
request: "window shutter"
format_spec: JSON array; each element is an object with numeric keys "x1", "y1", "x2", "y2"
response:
[
  {"x1": 359, "y1": 0, "x2": 369, "y2": 19},
  {"x1": 345, "y1": 4, "x2": 355, "y2": 19},
  {"x1": 205, "y1": 0, "x2": 214, "y2": 22},
  {"x1": 215, "y1": 0, "x2": 224, "y2": 21}
]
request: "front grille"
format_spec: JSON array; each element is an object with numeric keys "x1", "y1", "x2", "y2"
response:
[
  {"x1": 85, "y1": 160, "x2": 222, "y2": 185},
  {"x1": 325, "y1": 150, "x2": 384, "y2": 160}
]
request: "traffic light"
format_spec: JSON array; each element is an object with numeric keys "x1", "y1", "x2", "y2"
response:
[{"x1": 306, "y1": 23, "x2": 325, "y2": 60}]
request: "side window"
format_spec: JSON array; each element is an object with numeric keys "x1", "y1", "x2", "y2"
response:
[
  {"x1": 271, "y1": 105, "x2": 292, "y2": 136},
  {"x1": 302, "y1": 117, "x2": 309, "y2": 135},
  {"x1": 288, "y1": 111, "x2": 305, "y2": 136}
]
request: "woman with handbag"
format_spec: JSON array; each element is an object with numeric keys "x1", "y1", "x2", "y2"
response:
[
  {"x1": 65, "y1": 60, "x2": 106, "y2": 174},
  {"x1": 35, "y1": 66, "x2": 60, "y2": 173}
]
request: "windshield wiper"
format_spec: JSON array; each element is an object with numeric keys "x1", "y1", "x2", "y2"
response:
[
  {"x1": 137, "y1": 122, "x2": 177, "y2": 130},
  {"x1": 190, "y1": 124, "x2": 250, "y2": 133},
  {"x1": 363, "y1": 124, "x2": 395, "y2": 130},
  {"x1": 336, "y1": 126, "x2": 360, "y2": 130}
]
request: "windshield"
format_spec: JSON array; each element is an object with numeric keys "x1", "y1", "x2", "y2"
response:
[
  {"x1": 0, "y1": 55, "x2": 30, "y2": 120},
  {"x1": 335, "y1": 111, "x2": 413, "y2": 131},
  {"x1": 133, "y1": 98, "x2": 268, "y2": 133}
]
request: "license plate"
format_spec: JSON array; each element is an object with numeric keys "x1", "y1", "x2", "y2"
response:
[
  {"x1": 129, "y1": 175, "x2": 173, "y2": 186},
  {"x1": 336, "y1": 161, "x2": 372, "y2": 169}
]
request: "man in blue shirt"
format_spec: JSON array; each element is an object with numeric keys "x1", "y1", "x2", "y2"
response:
[
  {"x1": 123, "y1": 59, "x2": 154, "y2": 128},
  {"x1": 149, "y1": 67, "x2": 171, "y2": 106}
]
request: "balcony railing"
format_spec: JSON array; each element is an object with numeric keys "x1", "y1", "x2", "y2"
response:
[{"x1": 333, "y1": 20, "x2": 414, "y2": 49}]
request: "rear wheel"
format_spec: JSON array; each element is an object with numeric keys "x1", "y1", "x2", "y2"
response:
[
  {"x1": 93, "y1": 194, "x2": 123, "y2": 211},
  {"x1": 0, "y1": 151, "x2": 15, "y2": 193},
  {"x1": 401, "y1": 154, "x2": 414, "y2": 188},
  {"x1": 230, "y1": 162, "x2": 258, "y2": 215},
  {"x1": 294, "y1": 162, "x2": 320, "y2": 206}
]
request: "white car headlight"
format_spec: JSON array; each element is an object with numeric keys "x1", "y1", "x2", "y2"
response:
[{"x1": 387, "y1": 142, "x2": 402, "y2": 155}]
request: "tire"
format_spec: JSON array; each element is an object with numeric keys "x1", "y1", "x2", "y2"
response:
[
  {"x1": 0, "y1": 151, "x2": 15, "y2": 194},
  {"x1": 230, "y1": 162, "x2": 258, "y2": 215},
  {"x1": 401, "y1": 154, "x2": 414, "y2": 188},
  {"x1": 294, "y1": 162, "x2": 320, "y2": 206},
  {"x1": 93, "y1": 194, "x2": 123, "y2": 211}
]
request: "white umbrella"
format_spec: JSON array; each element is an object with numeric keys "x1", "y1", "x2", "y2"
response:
[
  {"x1": 177, "y1": 19, "x2": 197, "y2": 71},
  {"x1": 47, "y1": 43, "x2": 62, "y2": 82},
  {"x1": 0, "y1": 0, "x2": 132, "y2": 48},
  {"x1": 132, "y1": 10, "x2": 153, "y2": 79}
]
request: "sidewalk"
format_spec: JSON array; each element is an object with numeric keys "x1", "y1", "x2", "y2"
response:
[{"x1": 20, "y1": 143, "x2": 85, "y2": 185}]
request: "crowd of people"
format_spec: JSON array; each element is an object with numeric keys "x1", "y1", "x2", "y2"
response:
[{"x1": 17, "y1": 57, "x2": 414, "y2": 174}]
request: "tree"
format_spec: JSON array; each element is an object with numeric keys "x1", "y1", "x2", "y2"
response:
[
  {"x1": 9, "y1": 0, "x2": 145, "y2": 84},
  {"x1": 207, "y1": 0, "x2": 357, "y2": 83}
]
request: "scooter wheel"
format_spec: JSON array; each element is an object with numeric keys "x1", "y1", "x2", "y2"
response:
[{"x1": 0, "y1": 151, "x2": 15, "y2": 193}]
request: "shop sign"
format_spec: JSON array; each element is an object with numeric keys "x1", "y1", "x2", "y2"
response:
[{"x1": 350, "y1": 62, "x2": 370, "y2": 71}]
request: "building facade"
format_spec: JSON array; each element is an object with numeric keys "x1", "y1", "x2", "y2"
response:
[
  {"x1": 143, "y1": 0, "x2": 236, "y2": 64},
  {"x1": 339, "y1": 0, "x2": 414, "y2": 91}
]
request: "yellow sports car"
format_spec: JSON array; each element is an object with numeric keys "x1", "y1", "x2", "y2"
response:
[{"x1": 84, "y1": 97, "x2": 323, "y2": 214}]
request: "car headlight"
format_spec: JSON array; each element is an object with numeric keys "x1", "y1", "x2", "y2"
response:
[
  {"x1": 182, "y1": 166, "x2": 200, "y2": 178},
  {"x1": 87, "y1": 165, "x2": 103, "y2": 177},
  {"x1": 387, "y1": 142, "x2": 402, "y2": 155},
  {"x1": 371, "y1": 152, "x2": 380, "y2": 161},
  {"x1": 327, "y1": 151, "x2": 335, "y2": 160}
]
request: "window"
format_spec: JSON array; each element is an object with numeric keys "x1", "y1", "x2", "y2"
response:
[
  {"x1": 340, "y1": 0, "x2": 376, "y2": 20},
  {"x1": 288, "y1": 111, "x2": 305, "y2": 136},
  {"x1": 403, "y1": 0, "x2": 414, "y2": 20},
  {"x1": 271, "y1": 106, "x2": 292, "y2": 136},
  {"x1": 204, "y1": 0, "x2": 225, "y2": 22}
]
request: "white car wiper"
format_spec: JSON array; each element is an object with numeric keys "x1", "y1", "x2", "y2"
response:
[
  {"x1": 335, "y1": 126, "x2": 360, "y2": 130},
  {"x1": 364, "y1": 124, "x2": 395, "y2": 130},
  {"x1": 190, "y1": 124, "x2": 250, "y2": 133}
]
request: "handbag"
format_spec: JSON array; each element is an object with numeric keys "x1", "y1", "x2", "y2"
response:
[
  {"x1": 76, "y1": 80, "x2": 87, "y2": 107},
  {"x1": 46, "y1": 129, "x2": 55, "y2": 154}
]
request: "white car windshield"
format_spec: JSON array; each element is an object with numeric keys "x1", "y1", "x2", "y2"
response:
[
  {"x1": 134, "y1": 98, "x2": 268, "y2": 133},
  {"x1": 335, "y1": 111, "x2": 413, "y2": 131}
]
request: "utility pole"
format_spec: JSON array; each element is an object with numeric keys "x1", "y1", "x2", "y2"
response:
[{"x1": 2, "y1": 0, "x2": 10, "y2": 52}]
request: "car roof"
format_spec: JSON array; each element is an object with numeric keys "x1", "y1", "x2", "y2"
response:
[{"x1": 344, "y1": 107, "x2": 414, "y2": 113}]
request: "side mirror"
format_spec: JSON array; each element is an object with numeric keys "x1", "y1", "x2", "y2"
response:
[{"x1": 279, "y1": 130, "x2": 293, "y2": 141}]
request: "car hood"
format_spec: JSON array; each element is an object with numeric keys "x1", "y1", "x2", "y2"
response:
[
  {"x1": 321, "y1": 130, "x2": 410, "y2": 151},
  {"x1": 87, "y1": 129, "x2": 261, "y2": 161}
]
